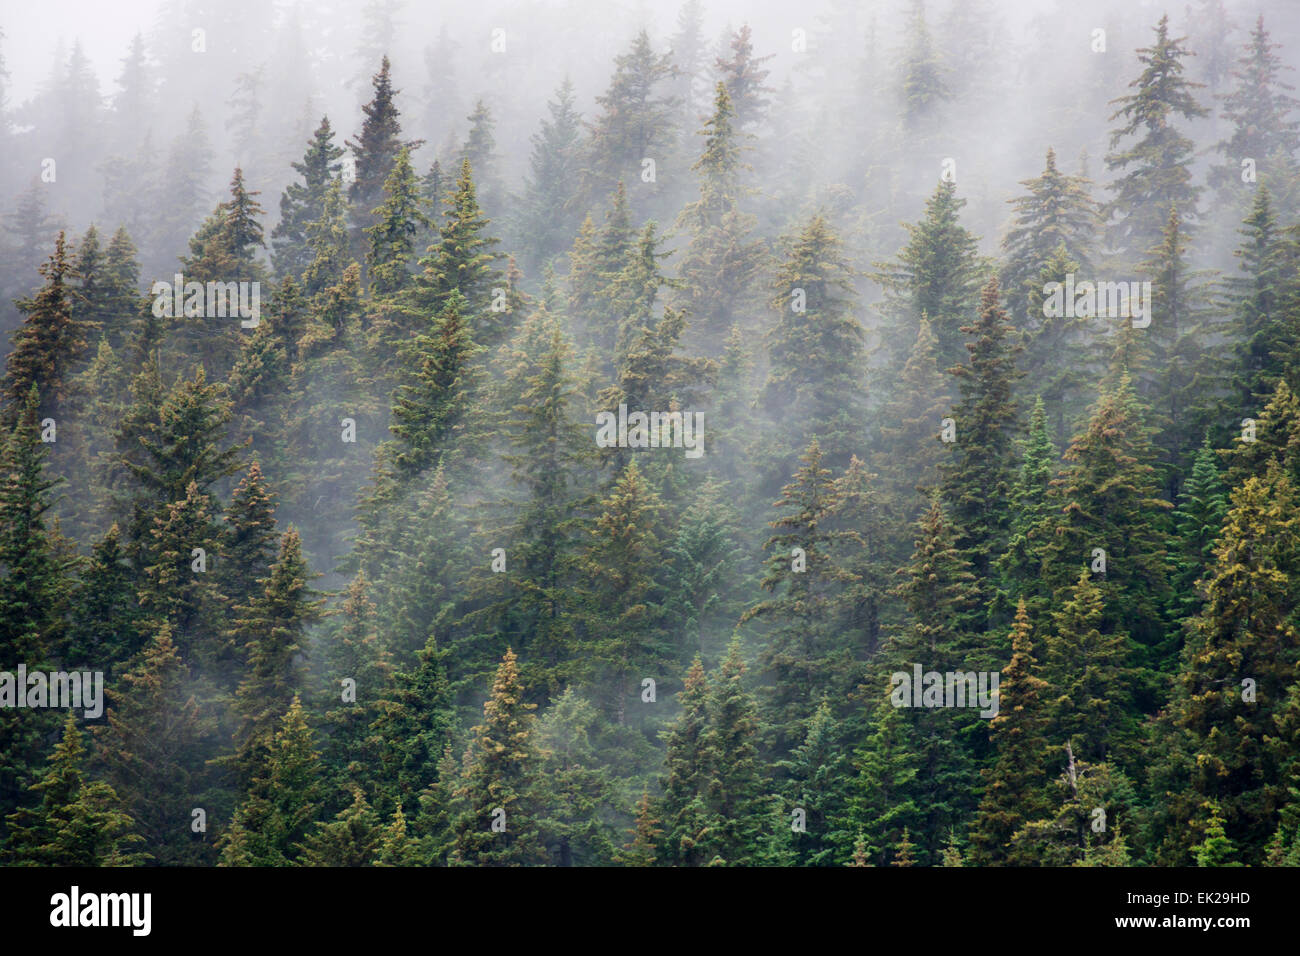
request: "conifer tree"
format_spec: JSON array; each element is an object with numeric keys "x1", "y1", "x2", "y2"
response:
[
  {"x1": 617, "y1": 790, "x2": 663, "y2": 866},
  {"x1": 218, "y1": 460, "x2": 278, "y2": 612},
  {"x1": 4, "y1": 714, "x2": 146, "y2": 866},
  {"x1": 385, "y1": 289, "x2": 483, "y2": 482},
  {"x1": 4, "y1": 233, "x2": 91, "y2": 420},
  {"x1": 1020, "y1": 242, "x2": 1099, "y2": 449},
  {"x1": 1169, "y1": 437, "x2": 1228, "y2": 622},
  {"x1": 460, "y1": 99, "x2": 499, "y2": 213},
  {"x1": 272, "y1": 116, "x2": 345, "y2": 278},
  {"x1": 348, "y1": 56, "x2": 417, "y2": 236},
  {"x1": 699, "y1": 639, "x2": 765, "y2": 865},
  {"x1": 1163, "y1": 465, "x2": 1300, "y2": 859},
  {"x1": 229, "y1": 530, "x2": 322, "y2": 780},
  {"x1": 1104, "y1": 15, "x2": 1207, "y2": 257},
  {"x1": 897, "y1": 0, "x2": 950, "y2": 130},
  {"x1": 365, "y1": 146, "x2": 427, "y2": 297},
  {"x1": 1000, "y1": 148, "x2": 1100, "y2": 323},
  {"x1": 319, "y1": 571, "x2": 394, "y2": 791},
  {"x1": 995, "y1": 397, "x2": 1057, "y2": 618},
  {"x1": 370, "y1": 629, "x2": 452, "y2": 817},
  {"x1": 414, "y1": 158, "x2": 500, "y2": 339},
  {"x1": 94, "y1": 623, "x2": 211, "y2": 865},
  {"x1": 1141, "y1": 204, "x2": 1218, "y2": 494},
  {"x1": 577, "y1": 461, "x2": 667, "y2": 724},
  {"x1": 66, "y1": 524, "x2": 141, "y2": 669},
  {"x1": 137, "y1": 479, "x2": 224, "y2": 663},
  {"x1": 218, "y1": 696, "x2": 323, "y2": 866},
  {"x1": 778, "y1": 699, "x2": 849, "y2": 865},
  {"x1": 657, "y1": 657, "x2": 714, "y2": 866},
  {"x1": 0, "y1": 387, "x2": 69, "y2": 825},
  {"x1": 584, "y1": 30, "x2": 678, "y2": 215},
  {"x1": 876, "y1": 498, "x2": 981, "y2": 862},
  {"x1": 676, "y1": 82, "x2": 765, "y2": 353},
  {"x1": 298, "y1": 787, "x2": 381, "y2": 866},
  {"x1": 535, "y1": 688, "x2": 616, "y2": 866},
  {"x1": 1043, "y1": 571, "x2": 1139, "y2": 764},
  {"x1": 518, "y1": 78, "x2": 584, "y2": 273},
  {"x1": 940, "y1": 277, "x2": 1021, "y2": 620},
  {"x1": 714, "y1": 24, "x2": 773, "y2": 132},
  {"x1": 874, "y1": 179, "x2": 985, "y2": 373},
  {"x1": 467, "y1": 319, "x2": 590, "y2": 695},
  {"x1": 847, "y1": 695, "x2": 924, "y2": 866},
  {"x1": 970, "y1": 600, "x2": 1052, "y2": 864},
  {"x1": 301, "y1": 178, "x2": 354, "y2": 300},
  {"x1": 449, "y1": 649, "x2": 548, "y2": 865},
  {"x1": 116, "y1": 364, "x2": 245, "y2": 568},
  {"x1": 1043, "y1": 376, "x2": 1173, "y2": 663},
  {"x1": 1210, "y1": 17, "x2": 1300, "y2": 196},
  {"x1": 1223, "y1": 187, "x2": 1290, "y2": 414},
  {"x1": 762, "y1": 214, "x2": 864, "y2": 471},
  {"x1": 743, "y1": 440, "x2": 852, "y2": 753},
  {"x1": 874, "y1": 317, "x2": 951, "y2": 530}
]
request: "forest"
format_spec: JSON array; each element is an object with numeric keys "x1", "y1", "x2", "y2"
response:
[{"x1": 0, "y1": 0, "x2": 1299, "y2": 868}]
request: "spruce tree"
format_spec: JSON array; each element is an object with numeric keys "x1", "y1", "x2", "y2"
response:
[
  {"x1": 518, "y1": 78, "x2": 584, "y2": 273},
  {"x1": 449, "y1": 649, "x2": 548, "y2": 865},
  {"x1": 578, "y1": 461, "x2": 668, "y2": 725},
  {"x1": 1104, "y1": 15, "x2": 1207, "y2": 257},
  {"x1": 4, "y1": 233, "x2": 90, "y2": 420},
  {"x1": 218, "y1": 696, "x2": 323, "y2": 866},
  {"x1": 939, "y1": 277, "x2": 1021, "y2": 621},
  {"x1": 657, "y1": 657, "x2": 714, "y2": 866},
  {"x1": 229, "y1": 529, "x2": 322, "y2": 781},
  {"x1": 970, "y1": 600, "x2": 1052, "y2": 864},
  {"x1": 762, "y1": 214, "x2": 864, "y2": 471},
  {"x1": 4, "y1": 714, "x2": 147, "y2": 866},
  {"x1": 365, "y1": 146, "x2": 427, "y2": 297},
  {"x1": 94, "y1": 623, "x2": 212, "y2": 865},
  {"x1": 1000, "y1": 148, "x2": 1100, "y2": 324},
  {"x1": 272, "y1": 116, "x2": 345, "y2": 278},
  {"x1": 874, "y1": 179, "x2": 986, "y2": 373}
]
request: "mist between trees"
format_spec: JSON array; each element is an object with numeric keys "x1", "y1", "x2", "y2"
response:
[{"x1": 0, "y1": 0, "x2": 1298, "y2": 868}]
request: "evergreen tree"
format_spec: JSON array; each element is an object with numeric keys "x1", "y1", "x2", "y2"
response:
[
  {"x1": 348, "y1": 56, "x2": 418, "y2": 237},
  {"x1": 762, "y1": 214, "x2": 864, "y2": 471},
  {"x1": 229, "y1": 530, "x2": 323, "y2": 780},
  {"x1": 298, "y1": 787, "x2": 381, "y2": 866},
  {"x1": 94, "y1": 623, "x2": 212, "y2": 865},
  {"x1": 676, "y1": 81, "x2": 765, "y2": 353},
  {"x1": 1104, "y1": 15, "x2": 1207, "y2": 257},
  {"x1": 218, "y1": 696, "x2": 323, "y2": 866},
  {"x1": 272, "y1": 116, "x2": 345, "y2": 278},
  {"x1": 584, "y1": 30, "x2": 679, "y2": 215},
  {"x1": 1169, "y1": 437, "x2": 1229, "y2": 622},
  {"x1": 1043, "y1": 376, "x2": 1174, "y2": 666},
  {"x1": 578, "y1": 461, "x2": 668, "y2": 725},
  {"x1": 413, "y1": 158, "x2": 501, "y2": 340},
  {"x1": 1000, "y1": 147, "x2": 1100, "y2": 323},
  {"x1": 518, "y1": 78, "x2": 584, "y2": 273},
  {"x1": 385, "y1": 289, "x2": 483, "y2": 482},
  {"x1": 714, "y1": 24, "x2": 774, "y2": 132},
  {"x1": 4, "y1": 233, "x2": 91, "y2": 420},
  {"x1": 939, "y1": 277, "x2": 1021, "y2": 621},
  {"x1": 874, "y1": 179, "x2": 986, "y2": 373},
  {"x1": 365, "y1": 146, "x2": 427, "y2": 297},
  {"x1": 657, "y1": 657, "x2": 714, "y2": 866},
  {"x1": 1163, "y1": 464, "x2": 1300, "y2": 860},
  {"x1": 1210, "y1": 16, "x2": 1300, "y2": 195},
  {"x1": 4, "y1": 714, "x2": 146, "y2": 866},
  {"x1": 0, "y1": 388, "x2": 70, "y2": 826},
  {"x1": 970, "y1": 600, "x2": 1052, "y2": 864},
  {"x1": 449, "y1": 649, "x2": 548, "y2": 865}
]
